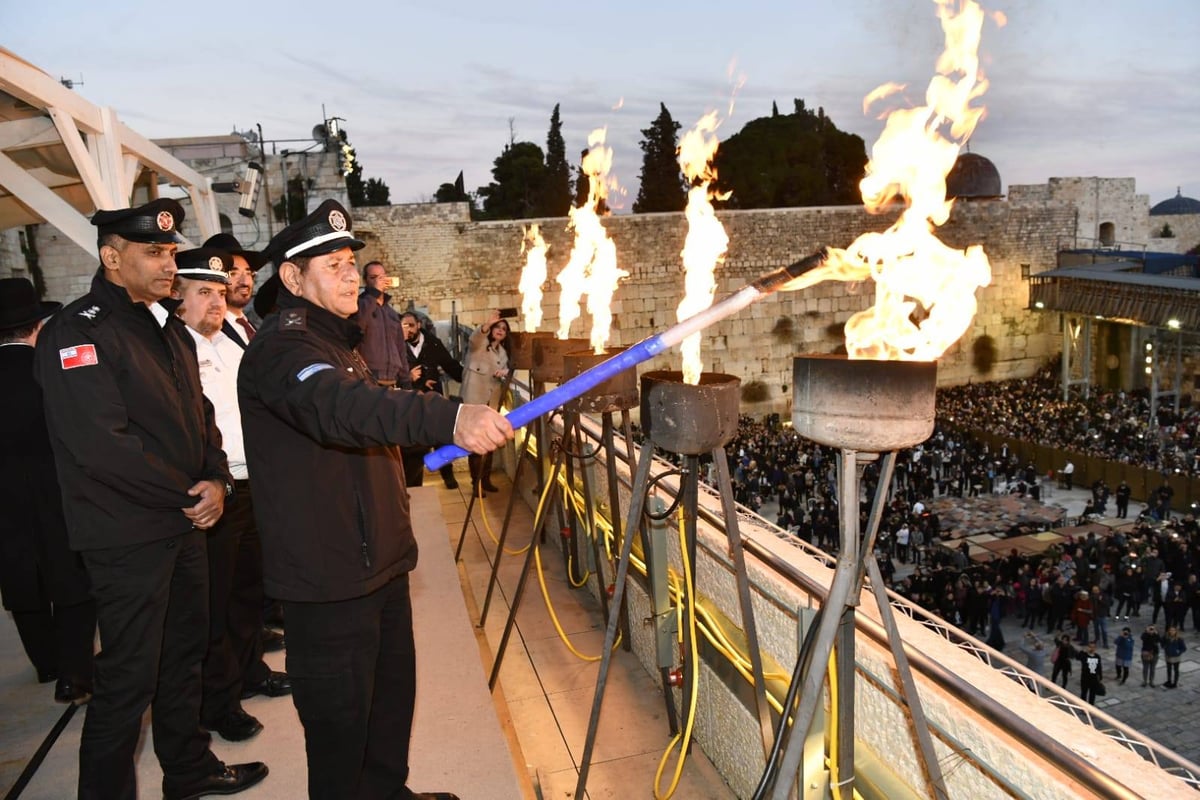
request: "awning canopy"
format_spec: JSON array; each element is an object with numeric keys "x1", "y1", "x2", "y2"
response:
[{"x1": 0, "y1": 47, "x2": 219, "y2": 253}]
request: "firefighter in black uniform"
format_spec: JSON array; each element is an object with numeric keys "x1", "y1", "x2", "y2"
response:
[
  {"x1": 35, "y1": 199, "x2": 267, "y2": 800},
  {"x1": 238, "y1": 199, "x2": 512, "y2": 800}
]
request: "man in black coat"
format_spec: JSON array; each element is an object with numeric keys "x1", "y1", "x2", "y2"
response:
[
  {"x1": 35, "y1": 200, "x2": 266, "y2": 800},
  {"x1": 0, "y1": 278, "x2": 95, "y2": 704},
  {"x1": 401, "y1": 311, "x2": 464, "y2": 488},
  {"x1": 238, "y1": 199, "x2": 512, "y2": 800}
]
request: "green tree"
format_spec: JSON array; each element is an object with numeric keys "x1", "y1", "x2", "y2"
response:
[
  {"x1": 713, "y1": 98, "x2": 867, "y2": 209},
  {"x1": 476, "y1": 141, "x2": 548, "y2": 220},
  {"x1": 339, "y1": 129, "x2": 392, "y2": 207},
  {"x1": 540, "y1": 104, "x2": 572, "y2": 217},
  {"x1": 632, "y1": 103, "x2": 686, "y2": 213}
]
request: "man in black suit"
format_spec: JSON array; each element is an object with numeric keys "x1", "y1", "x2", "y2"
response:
[
  {"x1": 202, "y1": 233, "x2": 267, "y2": 350},
  {"x1": 401, "y1": 311, "x2": 464, "y2": 488},
  {"x1": 0, "y1": 278, "x2": 95, "y2": 705}
]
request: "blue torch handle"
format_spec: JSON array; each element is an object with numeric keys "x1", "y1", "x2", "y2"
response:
[{"x1": 424, "y1": 335, "x2": 668, "y2": 471}]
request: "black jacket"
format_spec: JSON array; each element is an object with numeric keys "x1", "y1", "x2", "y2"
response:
[
  {"x1": 34, "y1": 269, "x2": 229, "y2": 551},
  {"x1": 0, "y1": 344, "x2": 90, "y2": 609},
  {"x1": 238, "y1": 290, "x2": 461, "y2": 603},
  {"x1": 406, "y1": 332, "x2": 463, "y2": 395}
]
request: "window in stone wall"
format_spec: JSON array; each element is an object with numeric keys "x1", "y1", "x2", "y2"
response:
[{"x1": 1099, "y1": 221, "x2": 1116, "y2": 246}]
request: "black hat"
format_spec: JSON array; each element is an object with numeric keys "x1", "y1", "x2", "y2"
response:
[
  {"x1": 0, "y1": 278, "x2": 61, "y2": 331},
  {"x1": 264, "y1": 199, "x2": 364, "y2": 265},
  {"x1": 91, "y1": 198, "x2": 186, "y2": 244},
  {"x1": 175, "y1": 248, "x2": 232, "y2": 284},
  {"x1": 202, "y1": 233, "x2": 269, "y2": 270}
]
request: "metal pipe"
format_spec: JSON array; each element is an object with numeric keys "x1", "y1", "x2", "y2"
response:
[{"x1": 426, "y1": 249, "x2": 828, "y2": 470}]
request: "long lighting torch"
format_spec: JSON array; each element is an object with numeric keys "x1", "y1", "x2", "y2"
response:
[{"x1": 425, "y1": 248, "x2": 829, "y2": 470}]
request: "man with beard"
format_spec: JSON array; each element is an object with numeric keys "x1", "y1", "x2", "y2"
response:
[
  {"x1": 202, "y1": 233, "x2": 267, "y2": 349},
  {"x1": 400, "y1": 311, "x2": 463, "y2": 488},
  {"x1": 202, "y1": 233, "x2": 285, "y2": 651},
  {"x1": 170, "y1": 249, "x2": 291, "y2": 746}
]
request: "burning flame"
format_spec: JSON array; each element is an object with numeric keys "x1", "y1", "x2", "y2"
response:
[
  {"x1": 783, "y1": 0, "x2": 998, "y2": 360},
  {"x1": 676, "y1": 111, "x2": 729, "y2": 384},
  {"x1": 555, "y1": 128, "x2": 628, "y2": 353},
  {"x1": 518, "y1": 224, "x2": 548, "y2": 332}
]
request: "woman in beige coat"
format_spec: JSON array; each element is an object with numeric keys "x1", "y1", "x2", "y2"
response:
[{"x1": 461, "y1": 310, "x2": 510, "y2": 492}]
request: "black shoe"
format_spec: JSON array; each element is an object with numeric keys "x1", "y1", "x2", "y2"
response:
[
  {"x1": 37, "y1": 669, "x2": 58, "y2": 684},
  {"x1": 164, "y1": 762, "x2": 268, "y2": 800},
  {"x1": 480, "y1": 479, "x2": 499, "y2": 493},
  {"x1": 261, "y1": 628, "x2": 285, "y2": 652},
  {"x1": 443, "y1": 476, "x2": 459, "y2": 489},
  {"x1": 54, "y1": 679, "x2": 92, "y2": 705},
  {"x1": 241, "y1": 670, "x2": 292, "y2": 699},
  {"x1": 206, "y1": 709, "x2": 263, "y2": 742}
]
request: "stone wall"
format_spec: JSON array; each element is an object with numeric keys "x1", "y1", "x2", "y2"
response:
[
  {"x1": 359, "y1": 198, "x2": 1075, "y2": 414},
  {"x1": 1148, "y1": 212, "x2": 1200, "y2": 255},
  {"x1": 1010, "y1": 176, "x2": 1149, "y2": 248}
]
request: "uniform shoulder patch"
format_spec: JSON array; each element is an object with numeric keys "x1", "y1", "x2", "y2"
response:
[
  {"x1": 70, "y1": 301, "x2": 109, "y2": 326},
  {"x1": 297, "y1": 363, "x2": 335, "y2": 381},
  {"x1": 59, "y1": 344, "x2": 99, "y2": 370},
  {"x1": 280, "y1": 309, "x2": 307, "y2": 331}
]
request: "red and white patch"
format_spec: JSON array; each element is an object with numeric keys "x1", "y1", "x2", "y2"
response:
[
  {"x1": 59, "y1": 344, "x2": 99, "y2": 370},
  {"x1": 156, "y1": 211, "x2": 174, "y2": 231}
]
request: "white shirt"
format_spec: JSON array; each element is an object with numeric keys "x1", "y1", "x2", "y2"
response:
[{"x1": 185, "y1": 326, "x2": 248, "y2": 480}]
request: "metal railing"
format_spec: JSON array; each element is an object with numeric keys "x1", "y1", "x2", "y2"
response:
[{"x1": 523, "y1": 389, "x2": 1200, "y2": 794}]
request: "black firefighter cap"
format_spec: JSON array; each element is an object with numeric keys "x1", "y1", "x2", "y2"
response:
[
  {"x1": 92, "y1": 198, "x2": 186, "y2": 244},
  {"x1": 202, "y1": 233, "x2": 269, "y2": 271},
  {"x1": 175, "y1": 248, "x2": 232, "y2": 284},
  {"x1": 265, "y1": 199, "x2": 364, "y2": 266}
]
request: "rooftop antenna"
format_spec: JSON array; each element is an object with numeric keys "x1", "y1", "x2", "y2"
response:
[{"x1": 59, "y1": 74, "x2": 84, "y2": 90}]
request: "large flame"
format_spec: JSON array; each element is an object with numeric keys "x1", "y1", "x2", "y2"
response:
[
  {"x1": 783, "y1": 0, "x2": 998, "y2": 360},
  {"x1": 555, "y1": 128, "x2": 627, "y2": 353},
  {"x1": 676, "y1": 111, "x2": 729, "y2": 384},
  {"x1": 518, "y1": 224, "x2": 548, "y2": 332}
]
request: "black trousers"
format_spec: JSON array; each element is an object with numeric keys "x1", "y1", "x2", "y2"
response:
[
  {"x1": 79, "y1": 530, "x2": 219, "y2": 800},
  {"x1": 201, "y1": 483, "x2": 268, "y2": 723},
  {"x1": 284, "y1": 573, "x2": 415, "y2": 800},
  {"x1": 11, "y1": 600, "x2": 95, "y2": 683}
]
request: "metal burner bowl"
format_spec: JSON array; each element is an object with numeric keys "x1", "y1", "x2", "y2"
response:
[
  {"x1": 508, "y1": 331, "x2": 551, "y2": 371},
  {"x1": 532, "y1": 337, "x2": 590, "y2": 384},
  {"x1": 641, "y1": 371, "x2": 741, "y2": 455},
  {"x1": 564, "y1": 349, "x2": 639, "y2": 414},
  {"x1": 792, "y1": 354, "x2": 936, "y2": 452}
]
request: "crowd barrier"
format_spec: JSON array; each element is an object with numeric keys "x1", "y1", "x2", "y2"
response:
[{"x1": 943, "y1": 426, "x2": 1199, "y2": 512}]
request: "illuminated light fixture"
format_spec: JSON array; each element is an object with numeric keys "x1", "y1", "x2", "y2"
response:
[
  {"x1": 1033, "y1": 301, "x2": 1045, "y2": 309},
  {"x1": 1145, "y1": 367, "x2": 1153, "y2": 375},
  {"x1": 1167, "y1": 319, "x2": 1181, "y2": 330},
  {"x1": 1145, "y1": 342, "x2": 1154, "y2": 351}
]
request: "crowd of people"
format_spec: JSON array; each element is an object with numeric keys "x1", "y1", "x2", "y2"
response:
[
  {"x1": 2, "y1": 198, "x2": 512, "y2": 800},
  {"x1": 939, "y1": 362, "x2": 1200, "y2": 476},
  {"x1": 702, "y1": 377, "x2": 1200, "y2": 705}
]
